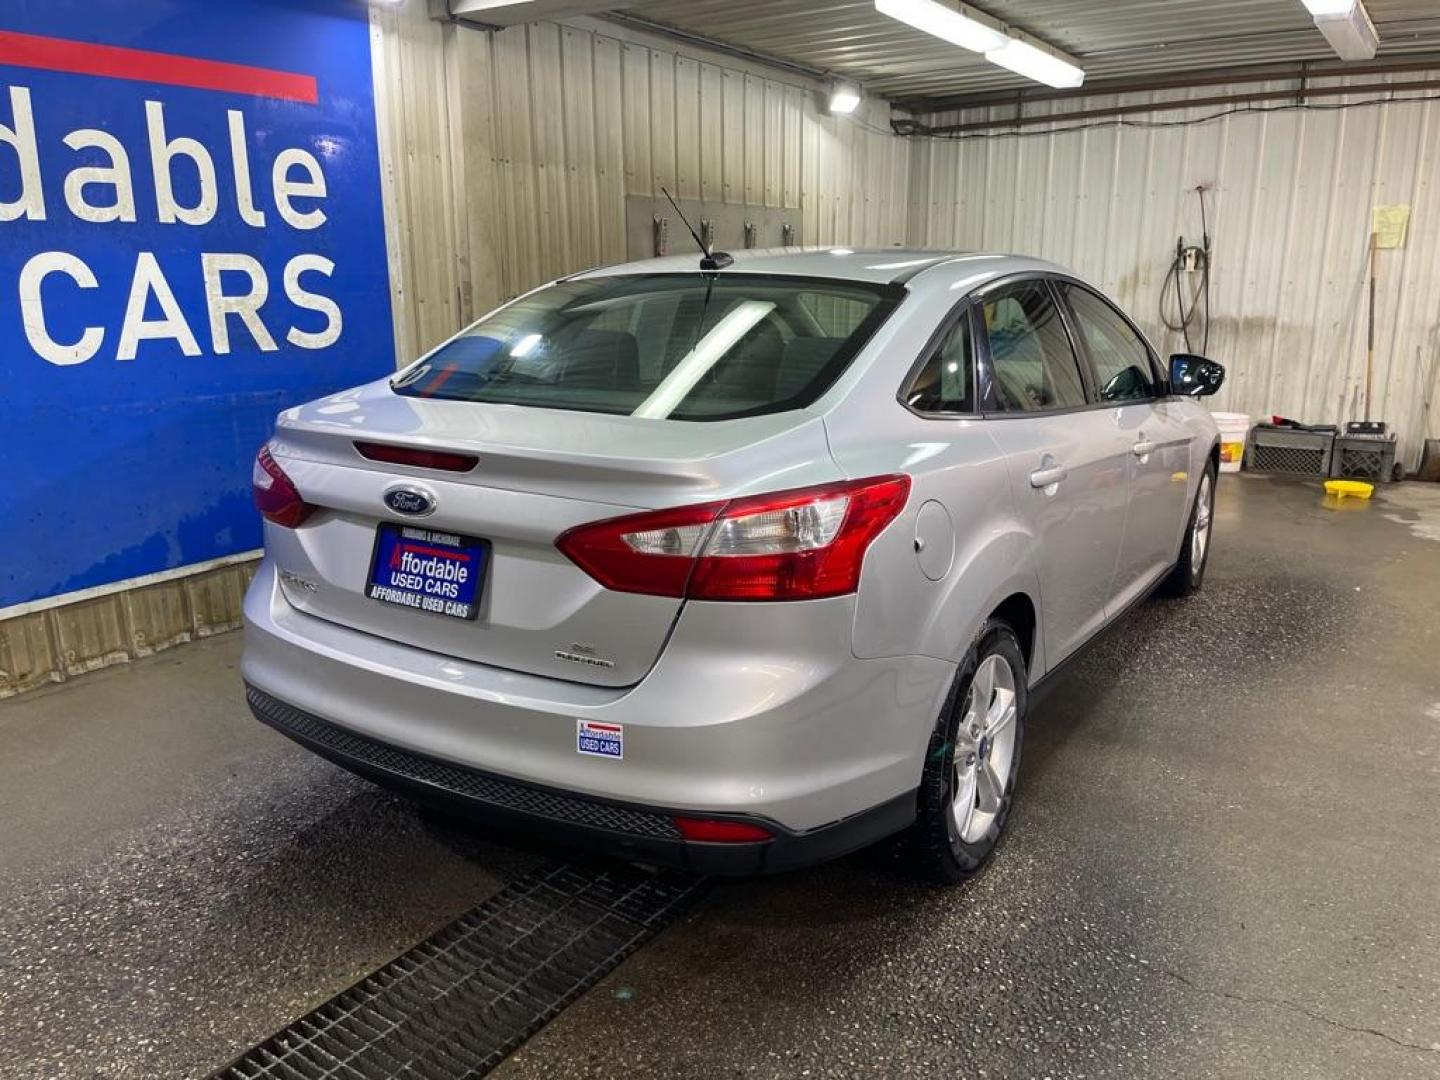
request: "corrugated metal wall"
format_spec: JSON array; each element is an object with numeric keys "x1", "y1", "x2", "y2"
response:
[
  {"x1": 908, "y1": 78, "x2": 1440, "y2": 467},
  {"x1": 369, "y1": 3, "x2": 913, "y2": 358}
]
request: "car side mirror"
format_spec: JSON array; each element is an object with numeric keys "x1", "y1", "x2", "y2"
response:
[{"x1": 1169, "y1": 353, "x2": 1225, "y2": 397}]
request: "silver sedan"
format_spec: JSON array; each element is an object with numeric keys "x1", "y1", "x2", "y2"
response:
[{"x1": 242, "y1": 248, "x2": 1222, "y2": 880}]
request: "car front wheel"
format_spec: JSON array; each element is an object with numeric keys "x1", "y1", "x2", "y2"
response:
[{"x1": 910, "y1": 619, "x2": 1027, "y2": 884}]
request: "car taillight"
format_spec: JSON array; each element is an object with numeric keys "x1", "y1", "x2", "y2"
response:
[
  {"x1": 555, "y1": 475, "x2": 910, "y2": 602},
  {"x1": 252, "y1": 445, "x2": 315, "y2": 528},
  {"x1": 672, "y1": 817, "x2": 774, "y2": 843}
]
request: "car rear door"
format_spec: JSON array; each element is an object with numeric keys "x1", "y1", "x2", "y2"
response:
[
  {"x1": 976, "y1": 277, "x2": 1131, "y2": 666},
  {"x1": 1055, "y1": 281, "x2": 1192, "y2": 611}
]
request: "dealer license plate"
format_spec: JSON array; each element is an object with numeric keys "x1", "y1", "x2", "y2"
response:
[{"x1": 366, "y1": 523, "x2": 487, "y2": 621}]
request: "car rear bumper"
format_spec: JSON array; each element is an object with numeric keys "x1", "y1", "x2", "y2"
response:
[
  {"x1": 245, "y1": 683, "x2": 917, "y2": 874},
  {"x1": 241, "y1": 558, "x2": 952, "y2": 859}
]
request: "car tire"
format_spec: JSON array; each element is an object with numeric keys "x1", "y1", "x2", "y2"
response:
[
  {"x1": 1161, "y1": 461, "x2": 1217, "y2": 598},
  {"x1": 909, "y1": 619, "x2": 1027, "y2": 885}
]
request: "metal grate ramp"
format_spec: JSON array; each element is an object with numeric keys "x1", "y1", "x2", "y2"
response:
[{"x1": 212, "y1": 861, "x2": 704, "y2": 1080}]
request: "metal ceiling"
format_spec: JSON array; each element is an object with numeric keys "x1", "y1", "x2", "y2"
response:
[{"x1": 602, "y1": 0, "x2": 1440, "y2": 107}]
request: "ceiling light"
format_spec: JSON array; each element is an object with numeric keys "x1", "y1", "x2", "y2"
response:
[
  {"x1": 873, "y1": 0, "x2": 1006, "y2": 54},
  {"x1": 986, "y1": 33, "x2": 1085, "y2": 88},
  {"x1": 1302, "y1": 0, "x2": 1378, "y2": 61},
  {"x1": 875, "y1": 0, "x2": 1084, "y2": 90},
  {"x1": 828, "y1": 79, "x2": 862, "y2": 114},
  {"x1": 453, "y1": 0, "x2": 539, "y2": 9}
]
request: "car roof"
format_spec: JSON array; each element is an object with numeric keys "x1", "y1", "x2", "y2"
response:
[{"x1": 565, "y1": 247, "x2": 1073, "y2": 288}]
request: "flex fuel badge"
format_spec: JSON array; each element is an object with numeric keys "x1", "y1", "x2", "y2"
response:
[{"x1": 576, "y1": 719, "x2": 623, "y2": 760}]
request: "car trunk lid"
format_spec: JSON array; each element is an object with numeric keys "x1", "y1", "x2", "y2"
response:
[{"x1": 261, "y1": 381, "x2": 839, "y2": 687}]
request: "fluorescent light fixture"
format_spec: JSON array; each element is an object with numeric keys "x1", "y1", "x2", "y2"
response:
[
  {"x1": 1304, "y1": 0, "x2": 1378, "y2": 61},
  {"x1": 454, "y1": 0, "x2": 539, "y2": 9},
  {"x1": 828, "y1": 80, "x2": 862, "y2": 115},
  {"x1": 875, "y1": 0, "x2": 1084, "y2": 89},
  {"x1": 873, "y1": 0, "x2": 1006, "y2": 53},
  {"x1": 986, "y1": 33, "x2": 1085, "y2": 88}
]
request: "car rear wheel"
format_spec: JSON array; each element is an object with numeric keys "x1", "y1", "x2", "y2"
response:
[
  {"x1": 909, "y1": 619, "x2": 1027, "y2": 884},
  {"x1": 1162, "y1": 462, "x2": 1216, "y2": 597}
]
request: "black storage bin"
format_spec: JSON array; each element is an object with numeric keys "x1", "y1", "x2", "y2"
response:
[
  {"x1": 1246, "y1": 424, "x2": 1334, "y2": 477},
  {"x1": 1331, "y1": 434, "x2": 1398, "y2": 482}
]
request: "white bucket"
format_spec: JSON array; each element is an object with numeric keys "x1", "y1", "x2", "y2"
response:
[{"x1": 1211, "y1": 411, "x2": 1250, "y2": 473}]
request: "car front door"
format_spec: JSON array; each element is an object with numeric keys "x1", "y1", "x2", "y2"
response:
[
  {"x1": 1056, "y1": 281, "x2": 1192, "y2": 612},
  {"x1": 976, "y1": 277, "x2": 1131, "y2": 668}
]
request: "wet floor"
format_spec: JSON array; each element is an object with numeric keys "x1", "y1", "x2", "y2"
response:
[{"x1": 2, "y1": 474, "x2": 1438, "y2": 1079}]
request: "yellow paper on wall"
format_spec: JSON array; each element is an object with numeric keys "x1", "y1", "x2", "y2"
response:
[{"x1": 1372, "y1": 204, "x2": 1410, "y2": 249}]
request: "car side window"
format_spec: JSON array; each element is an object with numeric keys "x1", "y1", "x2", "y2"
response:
[
  {"x1": 1059, "y1": 284, "x2": 1157, "y2": 402},
  {"x1": 904, "y1": 310, "x2": 973, "y2": 414},
  {"x1": 980, "y1": 281, "x2": 1087, "y2": 412}
]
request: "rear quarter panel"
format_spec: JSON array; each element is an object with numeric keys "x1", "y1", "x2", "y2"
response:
[{"x1": 824, "y1": 412, "x2": 1046, "y2": 679}]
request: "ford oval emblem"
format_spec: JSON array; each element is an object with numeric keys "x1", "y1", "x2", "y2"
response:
[{"x1": 384, "y1": 486, "x2": 435, "y2": 517}]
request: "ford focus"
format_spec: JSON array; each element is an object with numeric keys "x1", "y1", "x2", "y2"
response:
[{"x1": 242, "y1": 248, "x2": 1223, "y2": 881}]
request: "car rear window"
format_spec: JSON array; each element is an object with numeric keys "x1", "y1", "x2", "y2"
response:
[{"x1": 391, "y1": 274, "x2": 904, "y2": 421}]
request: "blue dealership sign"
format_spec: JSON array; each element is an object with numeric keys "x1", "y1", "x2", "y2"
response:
[{"x1": 0, "y1": 0, "x2": 395, "y2": 607}]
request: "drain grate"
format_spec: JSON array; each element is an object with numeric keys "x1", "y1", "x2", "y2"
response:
[{"x1": 212, "y1": 861, "x2": 705, "y2": 1080}]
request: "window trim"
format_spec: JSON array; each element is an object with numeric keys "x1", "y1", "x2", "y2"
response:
[
  {"x1": 895, "y1": 296, "x2": 982, "y2": 420},
  {"x1": 971, "y1": 274, "x2": 1093, "y2": 418},
  {"x1": 1052, "y1": 278, "x2": 1168, "y2": 406}
]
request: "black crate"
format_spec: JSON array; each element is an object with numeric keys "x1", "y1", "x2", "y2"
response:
[
  {"x1": 1246, "y1": 425, "x2": 1334, "y2": 476},
  {"x1": 1331, "y1": 434, "x2": 1398, "y2": 482}
]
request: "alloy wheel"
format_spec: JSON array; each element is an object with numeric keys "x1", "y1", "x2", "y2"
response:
[
  {"x1": 950, "y1": 654, "x2": 1019, "y2": 844},
  {"x1": 1192, "y1": 471, "x2": 1214, "y2": 576}
]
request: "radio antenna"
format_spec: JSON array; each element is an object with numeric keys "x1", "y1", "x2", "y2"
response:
[{"x1": 660, "y1": 187, "x2": 733, "y2": 271}]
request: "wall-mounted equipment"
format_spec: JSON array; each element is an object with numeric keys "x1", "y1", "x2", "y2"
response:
[{"x1": 626, "y1": 198, "x2": 798, "y2": 261}]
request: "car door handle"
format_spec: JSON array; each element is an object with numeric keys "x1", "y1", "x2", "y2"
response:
[
  {"x1": 1132, "y1": 440, "x2": 1156, "y2": 456},
  {"x1": 1029, "y1": 463, "x2": 1069, "y2": 488}
]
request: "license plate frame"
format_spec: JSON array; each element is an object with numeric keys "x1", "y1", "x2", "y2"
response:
[{"x1": 365, "y1": 522, "x2": 489, "y2": 622}]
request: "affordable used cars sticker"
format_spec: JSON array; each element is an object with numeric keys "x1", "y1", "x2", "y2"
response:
[{"x1": 576, "y1": 719, "x2": 623, "y2": 760}]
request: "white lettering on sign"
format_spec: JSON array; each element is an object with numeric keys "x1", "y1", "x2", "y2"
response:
[
  {"x1": 118, "y1": 251, "x2": 202, "y2": 360},
  {"x1": 226, "y1": 110, "x2": 266, "y2": 228},
  {"x1": 283, "y1": 254, "x2": 341, "y2": 349},
  {"x1": 1, "y1": 87, "x2": 46, "y2": 222},
  {"x1": 146, "y1": 100, "x2": 219, "y2": 226},
  {"x1": 202, "y1": 252, "x2": 277, "y2": 353},
  {"x1": 62, "y1": 128, "x2": 136, "y2": 223},
  {"x1": 272, "y1": 147, "x2": 327, "y2": 231},
  {"x1": 19, "y1": 252, "x2": 101, "y2": 365},
  {"x1": 1, "y1": 82, "x2": 346, "y2": 365}
]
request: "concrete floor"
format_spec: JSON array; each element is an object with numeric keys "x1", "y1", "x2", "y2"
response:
[{"x1": 2, "y1": 474, "x2": 1438, "y2": 1079}]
